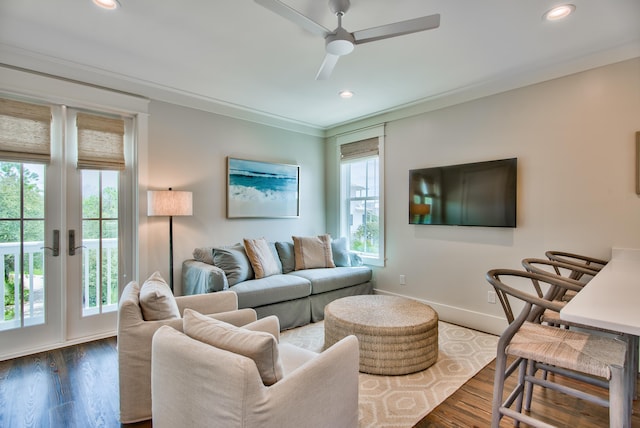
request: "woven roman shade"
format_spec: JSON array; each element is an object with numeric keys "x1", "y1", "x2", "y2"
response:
[
  {"x1": 0, "y1": 97, "x2": 52, "y2": 164},
  {"x1": 340, "y1": 137, "x2": 379, "y2": 162},
  {"x1": 77, "y1": 112, "x2": 125, "y2": 170}
]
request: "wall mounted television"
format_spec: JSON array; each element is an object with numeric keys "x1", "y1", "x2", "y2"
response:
[{"x1": 409, "y1": 158, "x2": 517, "y2": 227}]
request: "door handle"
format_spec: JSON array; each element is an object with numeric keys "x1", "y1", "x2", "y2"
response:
[
  {"x1": 41, "y1": 229, "x2": 60, "y2": 257},
  {"x1": 68, "y1": 229, "x2": 86, "y2": 256}
]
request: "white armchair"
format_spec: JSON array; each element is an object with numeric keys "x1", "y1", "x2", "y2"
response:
[
  {"x1": 117, "y1": 280, "x2": 257, "y2": 423},
  {"x1": 151, "y1": 315, "x2": 360, "y2": 428}
]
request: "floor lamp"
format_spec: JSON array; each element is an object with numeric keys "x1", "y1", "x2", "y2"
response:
[{"x1": 147, "y1": 188, "x2": 193, "y2": 292}]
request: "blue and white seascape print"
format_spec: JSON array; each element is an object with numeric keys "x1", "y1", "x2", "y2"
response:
[{"x1": 227, "y1": 158, "x2": 300, "y2": 218}]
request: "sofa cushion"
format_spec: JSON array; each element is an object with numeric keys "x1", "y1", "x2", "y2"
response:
[
  {"x1": 213, "y1": 244, "x2": 254, "y2": 286},
  {"x1": 288, "y1": 266, "x2": 373, "y2": 295},
  {"x1": 243, "y1": 238, "x2": 281, "y2": 279},
  {"x1": 183, "y1": 309, "x2": 284, "y2": 386},
  {"x1": 275, "y1": 241, "x2": 295, "y2": 274},
  {"x1": 331, "y1": 237, "x2": 350, "y2": 267},
  {"x1": 139, "y1": 271, "x2": 180, "y2": 321},
  {"x1": 292, "y1": 234, "x2": 336, "y2": 270},
  {"x1": 231, "y1": 274, "x2": 311, "y2": 308}
]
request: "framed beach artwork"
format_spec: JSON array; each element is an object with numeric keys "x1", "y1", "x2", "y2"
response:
[{"x1": 227, "y1": 157, "x2": 300, "y2": 218}]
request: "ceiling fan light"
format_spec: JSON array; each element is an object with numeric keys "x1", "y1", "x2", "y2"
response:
[
  {"x1": 93, "y1": 0, "x2": 120, "y2": 10},
  {"x1": 326, "y1": 37, "x2": 354, "y2": 56},
  {"x1": 543, "y1": 4, "x2": 575, "y2": 21}
]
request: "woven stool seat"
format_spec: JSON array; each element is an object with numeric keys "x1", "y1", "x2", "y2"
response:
[
  {"x1": 509, "y1": 322, "x2": 626, "y2": 379},
  {"x1": 324, "y1": 295, "x2": 438, "y2": 375}
]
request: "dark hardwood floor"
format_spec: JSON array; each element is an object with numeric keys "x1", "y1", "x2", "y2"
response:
[
  {"x1": 417, "y1": 358, "x2": 640, "y2": 427},
  {"x1": 0, "y1": 337, "x2": 637, "y2": 427},
  {"x1": 0, "y1": 337, "x2": 150, "y2": 428}
]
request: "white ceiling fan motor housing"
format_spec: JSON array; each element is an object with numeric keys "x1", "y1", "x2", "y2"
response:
[{"x1": 326, "y1": 26, "x2": 355, "y2": 55}]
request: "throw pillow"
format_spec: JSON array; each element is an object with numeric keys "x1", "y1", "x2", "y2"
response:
[
  {"x1": 139, "y1": 271, "x2": 180, "y2": 321},
  {"x1": 292, "y1": 234, "x2": 336, "y2": 270},
  {"x1": 243, "y1": 238, "x2": 282, "y2": 279},
  {"x1": 183, "y1": 309, "x2": 284, "y2": 386},
  {"x1": 192, "y1": 247, "x2": 215, "y2": 265},
  {"x1": 213, "y1": 244, "x2": 254, "y2": 286},
  {"x1": 275, "y1": 241, "x2": 295, "y2": 274},
  {"x1": 331, "y1": 237, "x2": 351, "y2": 267}
]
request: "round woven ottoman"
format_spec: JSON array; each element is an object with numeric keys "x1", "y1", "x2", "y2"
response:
[{"x1": 324, "y1": 295, "x2": 438, "y2": 375}]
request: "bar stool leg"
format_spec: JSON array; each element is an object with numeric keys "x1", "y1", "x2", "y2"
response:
[{"x1": 609, "y1": 364, "x2": 630, "y2": 428}]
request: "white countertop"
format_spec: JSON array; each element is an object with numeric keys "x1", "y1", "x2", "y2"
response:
[{"x1": 560, "y1": 248, "x2": 640, "y2": 336}]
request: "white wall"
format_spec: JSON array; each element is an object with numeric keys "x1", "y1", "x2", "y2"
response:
[
  {"x1": 141, "y1": 101, "x2": 326, "y2": 295},
  {"x1": 327, "y1": 58, "x2": 640, "y2": 335}
]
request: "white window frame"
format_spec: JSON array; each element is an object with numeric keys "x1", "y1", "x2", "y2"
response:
[{"x1": 337, "y1": 125, "x2": 385, "y2": 267}]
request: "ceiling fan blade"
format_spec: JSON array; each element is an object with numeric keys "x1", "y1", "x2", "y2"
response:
[
  {"x1": 254, "y1": 0, "x2": 331, "y2": 38},
  {"x1": 315, "y1": 54, "x2": 340, "y2": 80},
  {"x1": 353, "y1": 13, "x2": 440, "y2": 45}
]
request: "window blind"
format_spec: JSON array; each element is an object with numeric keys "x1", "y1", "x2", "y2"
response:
[
  {"x1": 77, "y1": 112, "x2": 125, "y2": 170},
  {"x1": 340, "y1": 137, "x2": 379, "y2": 162},
  {"x1": 0, "y1": 97, "x2": 52, "y2": 164}
]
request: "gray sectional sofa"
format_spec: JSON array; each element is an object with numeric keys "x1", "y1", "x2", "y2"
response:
[{"x1": 181, "y1": 239, "x2": 373, "y2": 330}]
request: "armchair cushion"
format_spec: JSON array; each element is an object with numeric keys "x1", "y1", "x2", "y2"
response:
[
  {"x1": 183, "y1": 309, "x2": 284, "y2": 385},
  {"x1": 139, "y1": 271, "x2": 180, "y2": 321}
]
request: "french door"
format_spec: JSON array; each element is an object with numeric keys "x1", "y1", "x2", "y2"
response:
[{"x1": 0, "y1": 104, "x2": 134, "y2": 359}]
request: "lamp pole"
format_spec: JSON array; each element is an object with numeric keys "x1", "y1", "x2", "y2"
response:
[{"x1": 168, "y1": 189, "x2": 175, "y2": 291}]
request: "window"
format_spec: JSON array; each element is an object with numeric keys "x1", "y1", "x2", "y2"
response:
[{"x1": 338, "y1": 126, "x2": 385, "y2": 266}]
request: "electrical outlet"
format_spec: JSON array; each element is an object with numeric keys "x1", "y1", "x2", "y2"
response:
[
  {"x1": 399, "y1": 275, "x2": 406, "y2": 285},
  {"x1": 487, "y1": 290, "x2": 496, "y2": 304}
]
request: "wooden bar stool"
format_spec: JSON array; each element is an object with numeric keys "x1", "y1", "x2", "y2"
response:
[{"x1": 486, "y1": 269, "x2": 630, "y2": 428}]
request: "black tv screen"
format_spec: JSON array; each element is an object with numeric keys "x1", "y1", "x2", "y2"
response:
[{"x1": 409, "y1": 158, "x2": 517, "y2": 227}]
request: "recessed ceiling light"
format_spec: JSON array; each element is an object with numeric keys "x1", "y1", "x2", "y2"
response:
[
  {"x1": 543, "y1": 4, "x2": 575, "y2": 21},
  {"x1": 339, "y1": 90, "x2": 354, "y2": 99},
  {"x1": 93, "y1": 0, "x2": 120, "y2": 10}
]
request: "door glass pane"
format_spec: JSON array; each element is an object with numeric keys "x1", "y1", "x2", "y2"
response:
[
  {"x1": 81, "y1": 170, "x2": 118, "y2": 316},
  {"x1": 101, "y1": 219, "x2": 118, "y2": 309},
  {"x1": 0, "y1": 162, "x2": 45, "y2": 330}
]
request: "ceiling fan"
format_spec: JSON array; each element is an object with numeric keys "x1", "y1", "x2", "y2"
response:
[{"x1": 255, "y1": 0, "x2": 440, "y2": 80}]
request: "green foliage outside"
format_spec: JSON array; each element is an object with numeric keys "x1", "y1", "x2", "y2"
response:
[
  {"x1": 82, "y1": 183, "x2": 119, "y2": 308},
  {"x1": 1, "y1": 162, "x2": 119, "y2": 321},
  {"x1": 1, "y1": 163, "x2": 43, "y2": 321},
  {"x1": 351, "y1": 211, "x2": 379, "y2": 255}
]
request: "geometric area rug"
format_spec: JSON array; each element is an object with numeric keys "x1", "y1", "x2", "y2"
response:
[{"x1": 281, "y1": 321, "x2": 498, "y2": 428}]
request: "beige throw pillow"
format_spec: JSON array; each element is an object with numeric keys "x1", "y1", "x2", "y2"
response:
[
  {"x1": 243, "y1": 238, "x2": 281, "y2": 279},
  {"x1": 292, "y1": 234, "x2": 336, "y2": 270},
  {"x1": 139, "y1": 271, "x2": 180, "y2": 321},
  {"x1": 182, "y1": 309, "x2": 284, "y2": 386}
]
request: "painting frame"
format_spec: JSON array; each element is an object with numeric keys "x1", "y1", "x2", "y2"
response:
[{"x1": 227, "y1": 157, "x2": 300, "y2": 218}]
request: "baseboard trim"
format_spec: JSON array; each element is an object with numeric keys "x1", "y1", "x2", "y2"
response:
[
  {"x1": 0, "y1": 330, "x2": 116, "y2": 361},
  {"x1": 373, "y1": 288, "x2": 506, "y2": 336}
]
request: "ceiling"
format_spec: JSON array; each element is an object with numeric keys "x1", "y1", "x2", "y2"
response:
[{"x1": 1, "y1": 0, "x2": 639, "y2": 134}]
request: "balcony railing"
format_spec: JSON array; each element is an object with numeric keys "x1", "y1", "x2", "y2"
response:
[{"x1": 1, "y1": 238, "x2": 118, "y2": 331}]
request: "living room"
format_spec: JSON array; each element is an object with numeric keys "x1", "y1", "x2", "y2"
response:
[
  {"x1": 1, "y1": 1, "x2": 640, "y2": 426},
  {"x1": 2, "y1": 0, "x2": 640, "y2": 349}
]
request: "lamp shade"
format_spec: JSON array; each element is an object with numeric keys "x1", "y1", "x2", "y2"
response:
[{"x1": 147, "y1": 190, "x2": 193, "y2": 216}]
